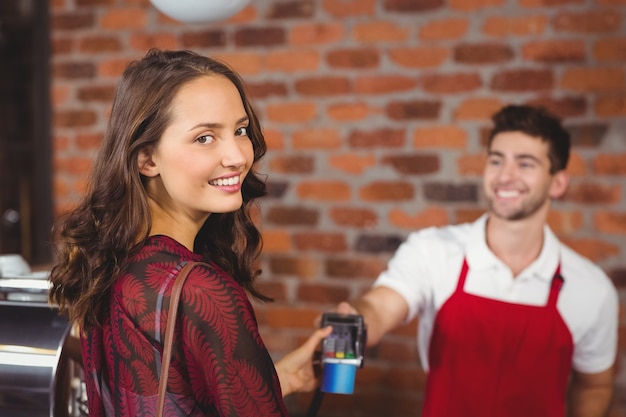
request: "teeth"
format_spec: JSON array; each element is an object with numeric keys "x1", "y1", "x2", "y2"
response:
[
  {"x1": 497, "y1": 190, "x2": 519, "y2": 198},
  {"x1": 210, "y1": 176, "x2": 240, "y2": 186}
]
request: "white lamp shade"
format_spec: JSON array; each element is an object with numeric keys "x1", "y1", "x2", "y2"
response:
[{"x1": 150, "y1": 0, "x2": 250, "y2": 23}]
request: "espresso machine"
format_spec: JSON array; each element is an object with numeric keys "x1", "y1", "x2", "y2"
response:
[{"x1": 0, "y1": 254, "x2": 86, "y2": 417}]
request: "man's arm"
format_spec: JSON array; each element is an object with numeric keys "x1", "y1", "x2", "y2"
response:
[
  {"x1": 568, "y1": 367, "x2": 614, "y2": 417},
  {"x1": 337, "y1": 286, "x2": 410, "y2": 347}
]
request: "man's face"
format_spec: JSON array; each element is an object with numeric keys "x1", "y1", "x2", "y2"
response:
[{"x1": 483, "y1": 131, "x2": 566, "y2": 221}]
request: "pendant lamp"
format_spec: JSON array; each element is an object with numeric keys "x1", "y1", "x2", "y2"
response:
[{"x1": 150, "y1": 0, "x2": 250, "y2": 23}]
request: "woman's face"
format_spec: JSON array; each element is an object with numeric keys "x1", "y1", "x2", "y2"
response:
[{"x1": 140, "y1": 74, "x2": 254, "y2": 225}]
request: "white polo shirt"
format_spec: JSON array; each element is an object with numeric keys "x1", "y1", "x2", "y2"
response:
[{"x1": 373, "y1": 214, "x2": 618, "y2": 374}]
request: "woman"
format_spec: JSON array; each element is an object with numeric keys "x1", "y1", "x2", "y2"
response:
[{"x1": 49, "y1": 49, "x2": 331, "y2": 416}]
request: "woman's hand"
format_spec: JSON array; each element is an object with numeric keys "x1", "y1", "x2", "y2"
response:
[{"x1": 275, "y1": 325, "x2": 333, "y2": 396}]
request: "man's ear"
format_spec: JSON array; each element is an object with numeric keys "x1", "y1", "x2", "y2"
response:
[
  {"x1": 138, "y1": 146, "x2": 158, "y2": 177},
  {"x1": 549, "y1": 170, "x2": 569, "y2": 199}
]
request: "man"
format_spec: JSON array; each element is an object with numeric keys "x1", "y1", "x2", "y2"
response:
[{"x1": 337, "y1": 105, "x2": 618, "y2": 417}]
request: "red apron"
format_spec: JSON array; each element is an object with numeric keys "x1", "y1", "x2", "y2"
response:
[{"x1": 422, "y1": 258, "x2": 574, "y2": 417}]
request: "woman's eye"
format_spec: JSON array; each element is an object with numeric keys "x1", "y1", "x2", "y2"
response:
[
  {"x1": 236, "y1": 126, "x2": 248, "y2": 136},
  {"x1": 196, "y1": 134, "x2": 215, "y2": 144}
]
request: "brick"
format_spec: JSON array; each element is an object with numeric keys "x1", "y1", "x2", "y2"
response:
[
  {"x1": 255, "y1": 281, "x2": 287, "y2": 302},
  {"x1": 52, "y1": 37, "x2": 74, "y2": 55},
  {"x1": 77, "y1": 85, "x2": 115, "y2": 102},
  {"x1": 263, "y1": 306, "x2": 323, "y2": 329},
  {"x1": 595, "y1": 95, "x2": 626, "y2": 117},
  {"x1": 265, "y1": 50, "x2": 320, "y2": 72},
  {"x1": 354, "y1": 75, "x2": 417, "y2": 94},
  {"x1": 384, "y1": 0, "x2": 444, "y2": 11},
  {"x1": 525, "y1": 96, "x2": 587, "y2": 118},
  {"x1": 268, "y1": 255, "x2": 320, "y2": 279},
  {"x1": 101, "y1": 8, "x2": 147, "y2": 29},
  {"x1": 546, "y1": 210, "x2": 584, "y2": 234},
  {"x1": 330, "y1": 207, "x2": 378, "y2": 227},
  {"x1": 213, "y1": 53, "x2": 262, "y2": 75},
  {"x1": 413, "y1": 126, "x2": 467, "y2": 148},
  {"x1": 269, "y1": 155, "x2": 314, "y2": 174},
  {"x1": 293, "y1": 232, "x2": 348, "y2": 252},
  {"x1": 522, "y1": 40, "x2": 586, "y2": 62},
  {"x1": 234, "y1": 27, "x2": 285, "y2": 47},
  {"x1": 52, "y1": 85, "x2": 70, "y2": 106},
  {"x1": 260, "y1": 229, "x2": 292, "y2": 252},
  {"x1": 266, "y1": 206, "x2": 319, "y2": 226},
  {"x1": 328, "y1": 154, "x2": 377, "y2": 174},
  {"x1": 78, "y1": 36, "x2": 122, "y2": 53},
  {"x1": 263, "y1": 128, "x2": 285, "y2": 150},
  {"x1": 566, "y1": 152, "x2": 587, "y2": 176},
  {"x1": 568, "y1": 123, "x2": 608, "y2": 147},
  {"x1": 323, "y1": 0, "x2": 376, "y2": 17},
  {"x1": 265, "y1": 181, "x2": 289, "y2": 198},
  {"x1": 455, "y1": 208, "x2": 484, "y2": 224},
  {"x1": 54, "y1": 156, "x2": 94, "y2": 174},
  {"x1": 388, "y1": 46, "x2": 449, "y2": 68},
  {"x1": 355, "y1": 234, "x2": 404, "y2": 253},
  {"x1": 52, "y1": 12, "x2": 95, "y2": 31},
  {"x1": 325, "y1": 257, "x2": 384, "y2": 279},
  {"x1": 265, "y1": 102, "x2": 317, "y2": 123},
  {"x1": 449, "y1": 0, "x2": 505, "y2": 10},
  {"x1": 292, "y1": 128, "x2": 342, "y2": 149},
  {"x1": 289, "y1": 23, "x2": 345, "y2": 45},
  {"x1": 483, "y1": 15, "x2": 548, "y2": 36},
  {"x1": 561, "y1": 68, "x2": 625, "y2": 92},
  {"x1": 607, "y1": 268, "x2": 626, "y2": 288},
  {"x1": 180, "y1": 30, "x2": 226, "y2": 48},
  {"x1": 246, "y1": 81, "x2": 288, "y2": 100},
  {"x1": 454, "y1": 43, "x2": 514, "y2": 64},
  {"x1": 297, "y1": 181, "x2": 351, "y2": 201},
  {"x1": 383, "y1": 154, "x2": 440, "y2": 175},
  {"x1": 352, "y1": 21, "x2": 411, "y2": 43},
  {"x1": 377, "y1": 340, "x2": 420, "y2": 363},
  {"x1": 267, "y1": 1, "x2": 315, "y2": 19},
  {"x1": 98, "y1": 58, "x2": 133, "y2": 78},
  {"x1": 419, "y1": 18, "x2": 469, "y2": 40},
  {"x1": 388, "y1": 207, "x2": 449, "y2": 229},
  {"x1": 554, "y1": 10, "x2": 621, "y2": 33},
  {"x1": 360, "y1": 181, "x2": 415, "y2": 201},
  {"x1": 564, "y1": 182, "x2": 621, "y2": 204},
  {"x1": 593, "y1": 154, "x2": 626, "y2": 175},
  {"x1": 386, "y1": 100, "x2": 441, "y2": 120},
  {"x1": 491, "y1": 68, "x2": 554, "y2": 91},
  {"x1": 560, "y1": 237, "x2": 620, "y2": 261},
  {"x1": 348, "y1": 127, "x2": 405, "y2": 148},
  {"x1": 54, "y1": 110, "x2": 97, "y2": 128},
  {"x1": 454, "y1": 97, "x2": 503, "y2": 120},
  {"x1": 457, "y1": 153, "x2": 487, "y2": 175},
  {"x1": 327, "y1": 48, "x2": 380, "y2": 69},
  {"x1": 295, "y1": 76, "x2": 350, "y2": 95},
  {"x1": 327, "y1": 102, "x2": 378, "y2": 121},
  {"x1": 421, "y1": 73, "x2": 482, "y2": 94},
  {"x1": 130, "y1": 33, "x2": 179, "y2": 50},
  {"x1": 297, "y1": 283, "x2": 350, "y2": 303},
  {"x1": 594, "y1": 38, "x2": 626, "y2": 61},
  {"x1": 424, "y1": 182, "x2": 478, "y2": 202},
  {"x1": 53, "y1": 61, "x2": 96, "y2": 79},
  {"x1": 519, "y1": 0, "x2": 583, "y2": 5}
]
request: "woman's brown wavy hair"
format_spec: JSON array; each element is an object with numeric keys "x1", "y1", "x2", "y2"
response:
[{"x1": 48, "y1": 49, "x2": 269, "y2": 330}]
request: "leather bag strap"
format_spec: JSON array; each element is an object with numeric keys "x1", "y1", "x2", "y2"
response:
[{"x1": 156, "y1": 261, "x2": 208, "y2": 417}]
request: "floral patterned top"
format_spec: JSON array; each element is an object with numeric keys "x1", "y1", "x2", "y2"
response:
[{"x1": 81, "y1": 235, "x2": 288, "y2": 416}]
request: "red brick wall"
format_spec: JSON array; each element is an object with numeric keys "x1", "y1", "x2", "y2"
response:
[{"x1": 50, "y1": 0, "x2": 626, "y2": 415}]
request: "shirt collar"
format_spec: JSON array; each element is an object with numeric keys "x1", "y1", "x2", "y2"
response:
[{"x1": 465, "y1": 214, "x2": 560, "y2": 282}]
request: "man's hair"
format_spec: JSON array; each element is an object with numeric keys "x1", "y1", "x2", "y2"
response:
[{"x1": 488, "y1": 105, "x2": 571, "y2": 174}]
